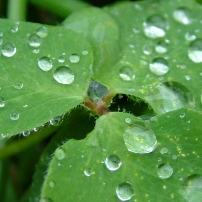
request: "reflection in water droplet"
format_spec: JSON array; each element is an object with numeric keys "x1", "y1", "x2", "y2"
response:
[
  {"x1": 188, "y1": 39, "x2": 202, "y2": 63},
  {"x1": 146, "y1": 82, "x2": 193, "y2": 114},
  {"x1": 143, "y1": 15, "x2": 168, "y2": 39},
  {"x1": 28, "y1": 34, "x2": 42, "y2": 48},
  {"x1": 38, "y1": 56, "x2": 53, "y2": 71},
  {"x1": 1, "y1": 42, "x2": 16, "y2": 57},
  {"x1": 149, "y1": 58, "x2": 169, "y2": 76},
  {"x1": 173, "y1": 7, "x2": 192, "y2": 25},
  {"x1": 157, "y1": 163, "x2": 173, "y2": 179},
  {"x1": 119, "y1": 66, "x2": 135, "y2": 81},
  {"x1": 53, "y1": 66, "x2": 75, "y2": 85},
  {"x1": 36, "y1": 26, "x2": 48, "y2": 38},
  {"x1": 10, "y1": 112, "x2": 20, "y2": 121},
  {"x1": 104, "y1": 155, "x2": 122, "y2": 172},
  {"x1": 69, "y1": 54, "x2": 80, "y2": 64},
  {"x1": 0, "y1": 97, "x2": 5, "y2": 108},
  {"x1": 116, "y1": 182, "x2": 134, "y2": 201},
  {"x1": 182, "y1": 175, "x2": 202, "y2": 202},
  {"x1": 55, "y1": 148, "x2": 65, "y2": 160},
  {"x1": 123, "y1": 125, "x2": 157, "y2": 154}
]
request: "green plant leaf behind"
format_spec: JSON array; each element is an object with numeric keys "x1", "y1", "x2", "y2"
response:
[
  {"x1": 40, "y1": 109, "x2": 202, "y2": 202},
  {"x1": 0, "y1": 19, "x2": 93, "y2": 138},
  {"x1": 63, "y1": 7, "x2": 120, "y2": 77},
  {"x1": 97, "y1": 0, "x2": 202, "y2": 114}
]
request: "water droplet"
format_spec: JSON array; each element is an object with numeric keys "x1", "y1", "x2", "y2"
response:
[
  {"x1": 36, "y1": 26, "x2": 48, "y2": 38},
  {"x1": 160, "y1": 147, "x2": 169, "y2": 154},
  {"x1": 119, "y1": 66, "x2": 135, "y2": 81},
  {"x1": 82, "y1": 50, "x2": 88, "y2": 55},
  {"x1": 144, "y1": 15, "x2": 168, "y2": 39},
  {"x1": 157, "y1": 163, "x2": 173, "y2": 179},
  {"x1": 13, "y1": 82, "x2": 23, "y2": 90},
  {"x1": 49, "y1": 115, "x2": 63, "y2": 126},
  {"x1": 83, "y1": 168, "x2": 95, "y2": 177},
  {"x1": 55, "y1": 148, "x2": 65, "y2": 160},
  {"x1": 58, "y1": 55, "x2": 65, "y2": 63},
  {"x1": 69, "y1": 54, "x2": 80, "y2": 64},
  {"x1": 0, "y1": 97, "x2": 5, "y2": 108},
  {"x1": 182, "y1": 175, "x2": 202, "y2": 202},
  {"x1": 10, "y1": 112, "x2": 20, "y2": 121},
  {"x1": 11, "y1": 22, "x2": 19, "y2": 33},
  {"x1": 149, "y1": 58, "x2": 169, "y2": 76},
  {"x1": 53, "y1": 66, "x2": 74, "y2": 85},
  {"x1": 38, "y1": 56, "x2": 53, "y2": 71},
  {"x1": 125, "y1": 117, "x2": 132, "y2": 125},
  {"x1": 116, "y1": 182, "x2": 134, "y2": 201},
  {"x1": 155, "y1": 41, "x2": 167, "y2": 54},
  {"x1": 185, "y1": 32, "x2": 196, "y2": 42},
  {"x1": 104, "y1": 154, "x2": 122, "y2": 172},
  {"x1": 173, "y1": 7, "x2": 192, "y2": 25},
  {"x1": 188, "y1": 39, "x2": 202, "y2": 63},
  {"x1": 1, "y1": 42, "x2": 16, "y2": 57},
  {"x1": 22, "y1": 130, "x2": 31, "y2": 137},
  {"x1": 123, "y1": 125, "x2": 157, "y2": 154},
  {"x1": 49, "y1": 180, "x2": 55, "y2": 188},
  {"x1": 28, "y1": 34, "x2": 41, "y2": 48}
]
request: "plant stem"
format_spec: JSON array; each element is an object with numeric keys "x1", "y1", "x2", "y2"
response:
[
  {"x1": 0, "y1": 126, "x2": 58, "y2": 159},
  {"x1": 7, "y1": 0, "x2": 27, "y2": 21},
  {"x1": 29, "y1": 0, "x2": 90, "y2": 18}
]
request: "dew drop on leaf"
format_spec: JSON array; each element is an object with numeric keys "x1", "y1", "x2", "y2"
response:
[
  {"x1": 125, "y1": 117, "x2": 132, "y2": 125},
  {"x1": 28, "y1": 34, "x2": 42, "y2": 48},
  {"x1": 119, "y1": 66, "x2": 135, "y2": 81},
  {"x1": 160, "y1": 147, "x2": 169, "y2": 155},
  {"x1": 83, "y1": 168, "x2": 95, "y2": 177},
  {"x1": 1, "y1": 42, "x2": 16, "y2": 57},
  {"x1": 0, "y1": 97, "x2": 6, "y2": 108},
  {"x1": 13, "y1": 82, "x2": 24, "y2": 90},
  {"x1": 116, "y1": 182, "x2": 134, "y2": 201},
  {"x1": 49, "y1": 180, "x2": 55, "y2": 188},
  {"x1": 82, "y1": 50, "x2": 89, "y2": 55},
  {"x1": 123, "y1": 125, "x2": 157, "y2": 154},
  {"x1": 11, "y1": 22, "x2": 19, "y2": 33},
  {"x1": 49, "y1": 115, "x2": 63, "y2": 126},
  {"x1": 55, "y1": 148, "x2": 66, "y2": 160},
  {"x1": 173, "y1": 7, "x2": 192, "y2": 25},
  {"x1": 104, "y1": 154, "x2": 122, "y2": 172},
  {"x1": 38, "y1": 56, "x2": 53, "y2": 71},
  {"x1": 36, "y1": 26, "x2": 48, "y2": 38},
  {"x1": 69, "y1": 54, "x2": 80, "y2": 64},
  {"x1": 157, "y1": 163, "x2": 173, "y2": 179},
  {"x1": 143, "y1": 15, "x2": 168, "y2": 39},
  {"x1": 10, "y1": 112, "x2": 20, "y2": 121},
  {"x1": 53, "y1": 66, "x2": 75, "y2": 85},
  {"x1": 188, "y1": 39, "x2": 202, "y2": 63},
  {"x1": 149, "y1": 57, "x2": 169, "y2": 76},
  {"x1": 155, "y1": 41, "x2": 168, "y2": 54}
]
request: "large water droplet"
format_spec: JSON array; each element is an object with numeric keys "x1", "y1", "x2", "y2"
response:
[
  {"x1": 173, "y1": 7, "x2": 192, "y2": 25},
  {"x1": 104, "y1": 154, "x2": 122, "y2": 172},
  {"x1": 10, "y1": 112, "x2": 20, "y2": 121},
  {"x1": 119, "y1": 66, "x2": 135, "y2": 81},
  {"x1": 0, "y1": 97, "x2": 5, "y2": 108},
  {"x1": 144, "y1": 15, "x2": 168, "y2": 39},
  {"x1": 157, "y1": 163, "x2": 173, "y2": 179},
  {"x1": 182, "y1": 175, "x2": 202, "y2": 202},
  {"x1": 53, "y1": 66, "x2": 75, "y2": 85},
  {"x1": 36, "y1": 26, "x2": 48, "y2": 38},
  {"x1": 55, "y1": 148, "x2": 65, "y2": 160},
  {"x1": 116, "y1": 182, "x2": 134, "y2": 201},
  {"x1": 28, "y1": 34, "x2": 42, "y2": 48},
  {"x1": 38, "y1": 56, "x2": 53, "y2": 71},
  {"x1": 69, "y1": 54, "x2": 80, "y2": 64},
  {"x1": 188, "y1": 39, "x2": 202, "y2": 63},
  {"x1": 1, "y1": 42, "x2": 16, "y2": 57},
  {"x1": 149, "y1": 58, "x2": 169, "y2": 76},
  {"x1": 123, "y1": 125, "x2": 157, "y2": 154}
]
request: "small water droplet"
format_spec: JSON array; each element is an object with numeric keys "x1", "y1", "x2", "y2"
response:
[
  {"x1": 160, "y1": 147, "x2": 168, "y2": 154},
  {"x1": 49, "y1": 115, "x2": 63, "y2": 126},
  {"x1": 188, "y1": 39, "x2": 202, "y2": 63},
  {"x1": 58, "y1": 55, "x2": 65, "y2": 63},
  {"x1": 22, "y1": 130, "x2": 31, "y2": 137},
  {"x1": 10, "y1": 112, "x2": 20, "y2": 121},
  {"x1": 28, "y1": 34, "x2": 42, "y2": 48},
  {"x1": 49, "y1": 180, "x2": 55, "y2": 188},
  {"x1": 82, "y1": 50, "x2": 89, "y2": 55},
  {"x1": 182, "y1": 175, "x2": 202, "y2": 202},
  {"x1": 37, "y1": 56, "x2": 53, "y2": 71},
  {"x1": 1, "y1": 42, "x2": 16, "y2": 57},
  {"x1": 53, "y1": 66, "x2": 75, "y2": 84},
  {"x1": 11, "y1": 22, "x2": 19, "y2": 33},
  {"x1": 173, "y1": 7, "x2": 192, "y2": 25},
  {"x1": 123, "y1": 125, "x2": 157, "y2": 154},
  {"x1": 36, "y1": 26, "x2": 48, "y2": 38},
  {"x1": 13, "y1": 82, "x2": 23, "y2": 90},
  {"x1": 155, "y1": 41, "x2": 168, "y2": 54},
  {"x1": 55, "y1": 148, "x2": 65, "y2": 160},
  {"x1": 0, "y1": 97, "x2": 5, "y2": 108},
  {"x1": 83, "y1": 168, "x2": 95, "y2": 177},
  {"x1": 69, "y1": 54, "x2": 80, "y2": 64},
  {"x1": 144, "y1": 15, "x2": 168, "y2": 39},
  {"x1": 119, "y1": 66, "x2": 135, "y2": 81},
  {"x1": 157, "y1": 163, "x2": 173, "y2": 179},
  {"x1": 116, "y1": 182, "x2": 134, "y2": 201},
  {"x1": 125, "y1": 117, "x2": 132, "y2": 125},
  {"x1": 185, "y1": 32, "x2": 196, "y2": 42},
  {"x1": 53, "y1": 66, "x2": 75, "y2": 85},
  {"x1": 104, "y1": 154, "x2": 122, "y2": 172},
  {"x1": 149, "y1": 58, "x2": 169, "y2": 76}
]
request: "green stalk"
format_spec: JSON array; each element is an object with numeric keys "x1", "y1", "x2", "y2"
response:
[
  {"x1": 7, "y1": 0, "x2": 27, "y2": 21},
  {"x1": 29, "y1": 0, "x2": 90, "y2": 18}
]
